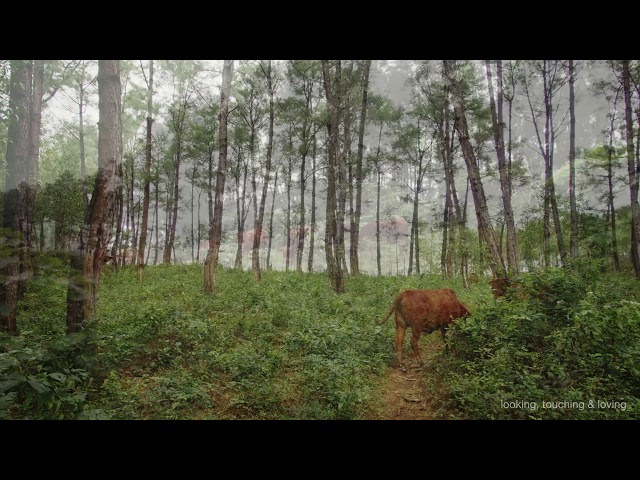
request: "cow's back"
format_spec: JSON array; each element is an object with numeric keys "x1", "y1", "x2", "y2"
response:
[{"x1": 396, "y1": 288, "x2": 467, "y2": 331}]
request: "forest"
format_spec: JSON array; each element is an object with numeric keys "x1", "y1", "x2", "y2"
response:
[{"x1": 0, "y1": 59, "x2": 638, "y2": 420}]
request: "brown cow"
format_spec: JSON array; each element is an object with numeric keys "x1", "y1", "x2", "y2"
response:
[{"x1": 376, "y1": 289, "x2": 470, "y2": 369}]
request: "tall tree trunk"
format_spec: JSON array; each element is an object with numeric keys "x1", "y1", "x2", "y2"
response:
[
  {"x1": 234, "y1": 161, "x2": 248, "y2": 269},
  {"x1": 154, "y1": 175, "x2": 160, "y2": 265},
  {"x1": 322, "y1": 60, "x2": 344, "y2": 292},
  {"x1": 79, "y1": 78, "x2": 89, "y2": 212},
  {"x1": 164, "y1": 148, "x2": 180, "y2": 264},
  {"x1": 267, "y1": 167, "x2": 278, "y2": 271},
  {"x1": 376, "y1": 169, "x2": 382, "y2": 277},
  {"x1": 375, "y1": 122, "x2": 384, "y2": 277},
  {"x1": 308, "y1": 137, "x2": 317, "y2": 273},
  {"x1": 20, "y1": 60, "x2": 44, "y2": 298},
  {"x1": 486, "y1": 60, "x2": 518, "y2": 274},
  {"x1": 442, "y1": 69, "x2": 468, "y2": 287},
  {"x1": 254, "y1": 60, "x2": 276, "y2": 280},
  {"x1": 190, "y1": 168, "x2": 195, "y2": 263},
  {"x1": 296, "y1": 87, "x2": 310, "y2": 273},
  {"x1": 1, "y1": 60, "x2": 30, "y2": 334},
  {"x1": 444, "y1": 60, "x2": 505, "y2": 278},
  {"x1": 122, "y1": 165, "x2": 131, "y2": 266},
  {"x1": 26, "y1": 60, "x2": 43, "y2": 253},
  {"x1": 286, "y1": 158, "x2": 292, "y2": 271},
  {"x1": 111, "y1": 162, "x2": 124, "y2": 272},
  {"x1": 197, "y1": 189, "x2": 203, "y2": 263},
  {"x1": 568, "y1": 60, "x2": 578, "y2": 260},
  {"x1": 204, "y1": 60, "x2": 234, "y2": 292},
  {"x1": 66, "y1": 60, "x2": 122, "y2": 333},
  {"x1": 337, "y1": 61, "x2": 352, "y2": 277},
  {"x1": 129, "y1": 154, "x2": 137, "y2": 266},
  {"x1": 548, "y1": 97, "x2": 566, "y2": 266},
  {"x1": 441, "y1": 181, "x2": 450, "y2": 277},
  {"x1": 350, "y1": 59, "x2": 371, "y2": 275},
  {"x1": 622, "y1": 60, "x2": 640, "y2": 278},
  {"x1": 137, "y1": 60, "x2": 153, "y2": 280}
]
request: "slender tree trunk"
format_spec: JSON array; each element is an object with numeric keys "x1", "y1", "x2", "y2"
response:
[
  {"x1": 164, "y1": 147, "x2": 181, "y2": 264},
  {"x1": 197, "y1": 189, "x2": 203, "y2": 263},
  {"x1": 66, "y1": 60, "x2": 122, "y2": 333},
  {"x1": 322, "y1": 60, "x2": 344, "y2": 292},
  {"x1": 79, "y1": 80, "x2": 89, "y2": 212},
  {"x1": 122, "y1": 166, "x2": 131, "y2": 267},
  {"x1": 267, "y1": 167, "x2": 278, "y2": 271},
  {"x1": 351, "y1": 59, "x2": 371, "y2": 275},
  {"x1": 1, "y1": 60, "x2": 30, "y2": 334},
  {"x1": 441, "y1": 181, "x2": 450, "y2": 277},
  {"x1": 286, "y1": 158, "x2": 292, "y2": 271},
  {"x1": 236, "y1": 162, "x2": 248, "y2": 269},
  {"x1": 376, "y1": 169, "x2": 382, "y2": 277},
  {"x1": 154, "y1": 176, "x2": 159, "y2": 265},
  {"x1": 608, "y1": 161, "x2": 621, "y2": 271},
  {"x1": 442, "y1": 71, "x2": 468, "y2": 287},
  {"x1": 375, "y1": 122, "x2": 384, "y2": 277},
  {"x1": 622, "y1": 60, "x2": 640, "y2": 277},
  {"x1": 308, "y1": 137, "x2": 317, "y2": 273},
  {"x1": 147, "y1": 219, "x2": 154, "y2": 266},
  {"x1": 296, "y1": 92, "x2": 310, "y2": 273},
  {"x1": 111, "y1": 162, "x2": 124, "y2": 271},
  {"x1": 190, "y1": 168, "x2": 195, "y2": 263},
  {"x1": 20, "y1": 60, "x2": 44, "y2": 298},
  {"x1": 548, "y1": 103, "x2": 566, "y2": 266},
  {"x1": 444, "y1": 60, "x2": 505, "y2": 278},
  {"x1": 486, "y1": 60, "x2": 518, "y2": 274},
  {"x1": 136, "y1": 60, "x2": 153, "y2": 282},
  {"x1": 254, "y1": 60, "x2": 276, "y2": 281},
  {"x1": 204, "y1": 60, "x2": 234, "y2": 292},
  {"x1": 568, "y1": 60, "x2": 578, "y2": 260},
  {"x1": 337, "y1": 61, "x2": 352, "y2": 277},
  {"x1": 129, "y1": 155, "x2": 137, "y2": 266}
]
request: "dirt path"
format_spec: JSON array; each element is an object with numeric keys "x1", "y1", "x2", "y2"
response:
[{"x1": 366, "y1": 335, "x2": 444, "y2": 420}]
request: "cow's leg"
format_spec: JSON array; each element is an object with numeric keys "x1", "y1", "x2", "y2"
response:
[
  {"x1": 410, "y1": 329, "x2": 424, "y2": 366},
  {"x1": 395, "y1": 324, "x2": 406, "y2": 370}
]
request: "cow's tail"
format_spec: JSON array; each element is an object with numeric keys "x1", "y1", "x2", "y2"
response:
[{"x1": 376, "y1": 302, "x2": 396, "y2": 325}]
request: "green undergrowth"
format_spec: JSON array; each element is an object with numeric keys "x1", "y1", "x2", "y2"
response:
[
  {"x1": 1, "y1": 264, "x2": 484, "y2": 420},
  {"x1": 3, "y1": 260, "x2": 637, "y2": 420},
  {"x1": 432, "y1": 265, "x2": 640, "y2": 419}
]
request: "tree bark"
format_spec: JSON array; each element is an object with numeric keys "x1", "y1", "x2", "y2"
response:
[
  {"x1": 321, "y1": 60, "x2": 344, "y2": 292},
  {"x1": 66, "y1": 60, "x2": 122, "y2": 333},
  {"x1": 442, "y1": 67, "x2": 468, "y2": 287},
  {"x1": 204, "y1": 60, "x2": 234, "y2": 293},
  {"x1": 622, "y1": 60, "x2": 640, "y2": 278},
  {"x1": 285, "y1": 152, "x2": 292, "y2": 272},
  {"x1": 568, "y1": 60, "x2": 578, "y2": 260},
  {"x1": 137, "y1": 60, "x2": 153, "y2": 281},
  {"x1": 351, "y1": 60, "x2": 371, "y2": 275},
  {"x1": 486, "y1": 60, "x2": 518, "y2": 274},
  {"x1": 1, "y1": 60, "x2": 30, "y2": 334},
  {"x1": 267, "y1": 166, "x2": 278, "y2": 271},
  {"x1": 444, "y1": 60, "x2": 505, "y2": 278},
  {"x1": 254, "y1": 60, "x2": 276, "y2": 280},
  {"x1": 308, "y1": 136, "x2": 317, "y2": 273}
]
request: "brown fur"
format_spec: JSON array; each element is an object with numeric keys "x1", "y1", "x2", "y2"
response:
[{"x1": 377, "y1": 289, "x2": 470, "y2": 369}]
